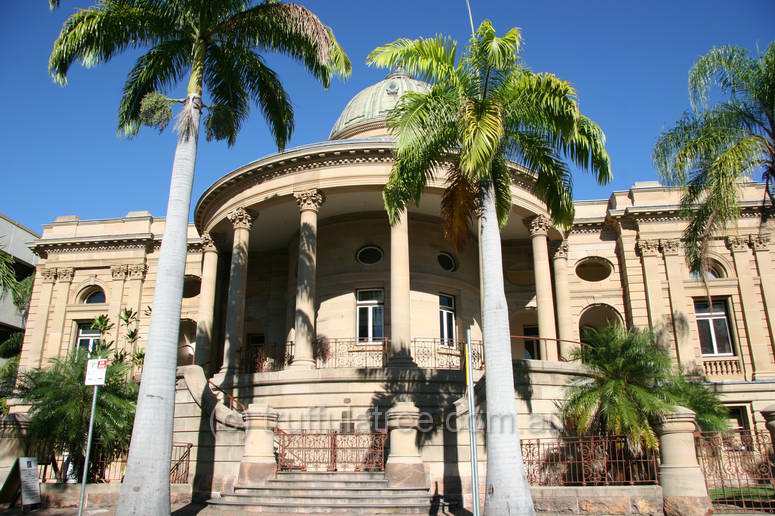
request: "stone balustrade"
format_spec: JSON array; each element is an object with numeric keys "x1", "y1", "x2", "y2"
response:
[{"x1": 702, "y1": 357, "x2": 743, "y2": 377}]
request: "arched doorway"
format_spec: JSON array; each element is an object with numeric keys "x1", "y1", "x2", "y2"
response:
[{"x1": 578, "y1": 303, "x2": 623, "y2": 341}]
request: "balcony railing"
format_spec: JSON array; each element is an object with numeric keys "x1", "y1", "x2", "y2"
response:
[
  {"x1": 239, "y1": 338, "x2": 484, "y2": 373},
  {"x1": 703, "y1": 357, "x2": 743, "y2": 378}
]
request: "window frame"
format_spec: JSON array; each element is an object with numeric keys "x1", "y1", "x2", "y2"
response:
[
  {"x1": 76, "y1": 321, "x2": 101, "y2": 354},
  {"x1": 439, "y1": 293, "x2": 456, "y2": 346},
  {"x1": 694, "y1": 298, "x2": 736, "y2": 357},
  {"x1": 356, "y1": 289, "x2": 385, "y2": 343},
  {"x1": 523, "y1": 325, "x2": 540, "y2": 360}
]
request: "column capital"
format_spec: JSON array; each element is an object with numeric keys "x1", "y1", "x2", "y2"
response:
[
  {"x1": 659, "y1": 239, "x2": 682, "y2": 256},
  {"x1": 636, "y1": 239, "x2": 660, "y2": 257},
  {"x1": 552, "y1": 240, "x2": 569, "y2": 260},
  {"x1": 111, "y1": 264, "x2": 128, "y2": 281},
  {"x1": 56, "y1": 267, "x2": 74, "y2": 283},
  {"x1": 40, "y1": 267, "x2": 57, "y2": 283},
  {"x1": 127, "y1": 263, "x2": 147, "y2": 280},
  {"x1": 200, "y1": 232, "x2": 218, "y2": 253},
  {"x1": 227, "y1": 207, "x2": 254, "y2": 230},
  {"x1": 294, "y1": 189, "x2": 325, "y2": 213},
  {"x1": 750, "y1": 234, "x2": 770, "y2": 252},
  {"x1": 525, "y1": 215, "x2": 551, "y2": 237},
  {"x1": 726, "y1": 236, "x2": 749, "y2": 253}
]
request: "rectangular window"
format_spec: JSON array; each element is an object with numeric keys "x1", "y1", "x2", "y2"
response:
[
  {"x1": 695, "y1": 299, "x2": 734, "y2": 356},
  {"x1": 356, "y1": 289, "x2": 384, "y2": 343},
  {"x1": 439, "y1": 294, "x2": 456, "y2": 346},
  {"x1": 523, "y1": 326, "x2": 540, "y2": 360},
  {"x1": 76, "y1": 322, "x2": 101, "y2": 353}
]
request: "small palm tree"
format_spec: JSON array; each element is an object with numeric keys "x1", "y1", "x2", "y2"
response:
[
  {"x1": 665, "y1": 374, "x2": 729, "y2": 432},
  {"x1": 18, "y1": 347, "x2": 137, "y2": 482},
  {"x1": 368, "y1": 21, "x2": 611, "y2": 515},
  {"x1": 653, "y1": 42, "x2": 775, "y2": 273},
  {"x1": 49, "y1": 2, "x2": 350, "y2": 511}
]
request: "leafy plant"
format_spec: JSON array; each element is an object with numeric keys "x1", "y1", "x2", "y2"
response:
[{"x1": 665, "y1": 374, "x2": 729, "y2": 432}]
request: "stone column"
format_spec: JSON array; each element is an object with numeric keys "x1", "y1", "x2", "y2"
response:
[
  {"x1": 221, "y1": 207, "x2": 254, "y2": 374},
  {"x1": 385, "y1": 402, "x2": 426, "y2": 488},
  {"x1": 22, "y1": 267, "x2": 56, "y2": 370},
  {"x1": 761, "y1": 404, "x2": 775, "y2": 446},
  {"x1": 107, "y1": 265, "x2": 128, "y2": 346},
  {"x1": 45, "y1": 267, "x2": 73, "y2": 360},
  {"x1": 728, "y1": 236, "x2": 775, "y2": 379},
  {"x1": 661, "y1": 240, "x2": 700, "y2": 371},
  {"x1": 291, "y1": 190, "x2": 325, "y2": 369},
  {"x1": 552, "y1": 241, "x2": 575, "y2": 360},
  {"x1": 237, "y1": 402, "x2": 279, "y2": 486},
  {"x1": 656, "y1": 406, "x2": 712, "y2": 516},
  {"x1": 526, "y1": 216, "x2": 558, "y2": 361},
  {"x1": 636, "y1": 240, "x2": 665, "y2": 334},
  {"x1": 390, "y1": 210, "x2": 411, "y2": 363},
  {"x1": 751, "y1": 235, "x2": 775, "y2": 369},
  {"x1": 195, "y1": 233, "x2": 219, "y2": 370}
]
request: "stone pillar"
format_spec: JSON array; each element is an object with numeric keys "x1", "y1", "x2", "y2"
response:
[
  {"x1": 291, "y1": 190, "x2": 325, "y2": 369},
  {"x1": 637, "y1": 240, "x2": 666, "y2": 335},
  {"x1": 45, "y1": 267, "x2": 73, "y2": 361},
  {"x1": 195, "y1": 233, "x2": 219, "y2": 370},
  {"x1": 728, "y1": 236, "x2": 775, "y2": 379},
  {"x1": 660, "y1": 240, "x2": 701, "y2": 371},
  {"x1": 526, "y1": 216, "x2": 558, "y2": 361},
  {"x1": 124, "y1": 263, "x2": 146, "y2": 320},
  {"x1": 385, "y1": 402, "x2": 426, "y2": 488},
  {"x1": 656, "y1": 406, "x2": 712, "y2": 516},
  {"x1": 23, "y1": 267, "x2": 56, "y2": 370},
  {"x1": 552, "y1": 241, "x2": 575, "y2": 360},
  {"x1": 751, "y1": 235, "x2": 775, "y2": 371},
  {"x1": 761, "y1": 404, "x2": 775, "y2": 446},
  {"x1": 237, "y1": 402, "x2": 279, "y2": 486},
  {"x1": 107, "y1": 265, "x2": 128, "y2": 346},
  {"x1": 221, "y1": 207, "x2": 253, "y2": 374},
  {"x1": 390, "y1": 210, "x2": 411, "y2": 363}
]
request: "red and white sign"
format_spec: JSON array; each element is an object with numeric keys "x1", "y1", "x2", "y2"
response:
[{"x1": 85, "y1": 358, "x2": 108, "y2": 386}]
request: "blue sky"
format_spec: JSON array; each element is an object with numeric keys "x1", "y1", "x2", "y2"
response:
[{"x1": 1, "y1": 1, "x2": 773, "y2": 233}]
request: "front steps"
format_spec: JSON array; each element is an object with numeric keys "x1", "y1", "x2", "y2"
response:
[{"x1": 206, "y1": 471, "x2": 430, "y2": 514}]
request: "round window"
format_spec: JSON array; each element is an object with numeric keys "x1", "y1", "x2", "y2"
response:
[
  {"x1": 438, "y1": 252, "x2": 457, "y2": 272},
  {"x1": 575, "y1": 257, "x2": 613, "y2": 282},
  {"x1": 182, "y1": 275, "x2": 201, "y2": 298},
  {"x1": 84, "y1": 289, "x2": 106, "y2": 304},
  {"x1": 356, "y1": 246, "x2": 383, "y2": 265}
]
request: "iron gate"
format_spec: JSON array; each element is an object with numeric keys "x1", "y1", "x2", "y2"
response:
[
  {"x1": 695, "y1": 430, "x2": 775, "y2": 513},
  {"x1": 276, "y1": 430, "x2": 387, "y2": 472}
]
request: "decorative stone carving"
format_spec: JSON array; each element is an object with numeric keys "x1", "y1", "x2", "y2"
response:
[
  {"x1": 526, "y1": 215, "x2": 551, "y2": 237},
  {"x1": 750, "y1": 234, "x2": 770, "y2": 252},
  {"x1": 40, "y1": 267, "x2": 57, "y2": 283},
  {"x1": 294, "y1": 189, "x2": 326, "y2": 212},
  {"x1": 636, "y1": 239, "x2": 660, "y2": 257},
  {"x1": 56, "y1": 267, "x2": 74, "y2": 283},
  {"x1": 111, "y1": 265, "x2": 128, "y2": 280},
  {"x1": 726, "y1": 236, "x2": 748, "y2": 253},
  {"x1": 552, "y1": 240, "x2": 569, "y2": 259},
  {"x1": 127, "y1": 264, "x2": 147, "y2": 280},
  {"x1": 660, "y1": 239, "x2": 682, "y2": 256},
  {"x1": 227, "y1": 207, "x2": 254, "y2": 230},
  {"x1": 200, "y1": 232, "x2": 217, "y2": 253}
]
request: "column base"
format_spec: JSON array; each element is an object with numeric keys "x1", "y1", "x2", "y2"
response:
[
  {"x1": 753, "y1": 371, "x2": 775, "y2": 381},
  {"x1": 237, "y1": 460, "x2": 276, "y2": 486},
  {"x1": 287, "y1": 358, "x2": 316, "y2": 370},
  {"x1": 385, "y1": 461, "x2": 426, "y2": 488}
]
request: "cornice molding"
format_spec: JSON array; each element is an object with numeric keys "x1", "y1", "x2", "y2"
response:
[{"x1": 31, "y1": 233, "x2": 202, "y2": 257}]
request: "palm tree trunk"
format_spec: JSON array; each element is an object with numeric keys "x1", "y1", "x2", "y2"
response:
[
  {"x1": 479, "y1": 182, "x2": 534, "y2": 515},
  {"x1": 117, "y1": 95, "x2": 201, "y2": 515}
]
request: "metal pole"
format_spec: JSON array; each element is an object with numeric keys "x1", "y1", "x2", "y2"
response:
[
  {"x1": 465, "y1": 329, "x2": 481, "y2": 516},
  {"x1": 78, "y1": 384, "x2": 98, "y2": 516}
]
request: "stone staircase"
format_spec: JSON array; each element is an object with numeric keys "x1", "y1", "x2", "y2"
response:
[{"x1": 206, "y1": 471, "x2": 430, "y2": 514}]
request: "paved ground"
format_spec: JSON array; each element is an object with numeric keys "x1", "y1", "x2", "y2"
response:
[{"x1": 0, "y1": 503, "x2": 207, "y2": 515}]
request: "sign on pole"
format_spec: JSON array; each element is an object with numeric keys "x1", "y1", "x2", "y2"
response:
[
  {"x1": 85, "y1": 358, "x2": 107, "y2": 386},
  {"x1": 19, "y1": 457, "x2": 41, "y2": 506}
]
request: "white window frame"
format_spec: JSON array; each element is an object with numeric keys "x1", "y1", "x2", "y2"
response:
[
  {"x1": 356, "y1": 289, "x2": 384, "y2": 343},
  {"x1": 76, "y1": 322, "x2": 101, "y2": 354},
  {"x1": 695, "y1": 298, "x2": 735, "y2": 357},
  {"x1": 439, "y1": 294, "x2": 456, "y2": 346}
]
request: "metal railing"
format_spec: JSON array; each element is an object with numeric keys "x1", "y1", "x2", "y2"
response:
[
  {"x1": 240, "y1": 341, "x2": 295, "y2": 373},
  {"x1": 207, "y1": 379, "x2": 247, "y2": 412},
  {"x1": 276, "y1": 429, "x2": 387, "y2": 472},
  {"x1": 520, "y1": 435, "x2": 660, "y2": 486},
  {"x1": 38, "y1": 442, "x2": 193, "y2": 484}
]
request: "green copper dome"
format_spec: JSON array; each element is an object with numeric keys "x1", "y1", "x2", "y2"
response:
[{"x1": 329, "y1": 72, "x2": 429, "y2": 140}]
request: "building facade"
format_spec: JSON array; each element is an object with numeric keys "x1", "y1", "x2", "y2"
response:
[
  {"x1": 0, "y1": 214, "x2": 38, "y2": 343},
  {"x1": 11, "y1": 73, "x2": 775, "y2": 500}
]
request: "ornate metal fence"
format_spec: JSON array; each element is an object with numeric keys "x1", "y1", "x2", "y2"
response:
[
  {"x1": 240, "y1": 341, "x2": 295, "y2": 373},
  {"x1": 276, "y1": 430, "x2": 387, "y2": 472},
  {"x1": 520, "y1": 435, "x2": 659, "y2": 486},
  {"x1": 695, "y1": 430, "x2": 775, "y2": 513}
]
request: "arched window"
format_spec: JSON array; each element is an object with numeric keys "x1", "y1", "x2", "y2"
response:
[
  {"x1": 689, "y1": 260, "x2": 726, "y2": 281},
  {"x1": 82, "y1": 288, "x2": 106, "y2": 304},
  {"x1": 578, "y1": 304, "x2": 623, "y2": 337}
]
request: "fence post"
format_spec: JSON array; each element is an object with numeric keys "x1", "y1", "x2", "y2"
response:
[
  {"x1": 385, "y1": 402, "x2": 426, "y2": 488},
  {"x1": 237, "y1": 402, "x2": 278, "y2": 486},
  {"x1": 761, "y1": 404, "x2": 775, "y2": 446},
  {"x1": 656, "y1": 406, "x2": 711, "y2": 516}
]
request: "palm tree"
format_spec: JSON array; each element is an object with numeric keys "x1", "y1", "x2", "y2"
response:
[
  {"x1": 368, "y1": 21, "x2": 611, "y2": 515},
  {"x1": 49, "y1": 1, "x2": 350, "y2": 512},
  {"x1": 653, "y1": 43, "x2": 775, "y2": 273}
]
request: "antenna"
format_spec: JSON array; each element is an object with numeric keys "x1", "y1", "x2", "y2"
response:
[{"x1": 465, "y1": 0, "x2": 475, "y2": 35}]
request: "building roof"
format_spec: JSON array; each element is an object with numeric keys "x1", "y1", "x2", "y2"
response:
[{"x1": 329, "y1": 72, "x2": 429, "y2": 140}]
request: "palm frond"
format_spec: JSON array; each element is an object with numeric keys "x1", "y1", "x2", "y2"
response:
[
  {"x1": 459, "y1": 98, "x2": 504, "y2": 179},
  {"x1": 689, "y1": 45, "x2": 757, "y2": 110},
  {"x1": 367, "y1": 36, "x2": 458, "y2": 85},
  {"x1": 440, "y1": 166, "x2": 477, "y2": 250},
  {"x1": 0, "y1": 252, "x2": 17, "y2": 300}
]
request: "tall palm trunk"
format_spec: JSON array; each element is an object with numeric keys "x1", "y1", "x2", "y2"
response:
[
  {"x1": 117, "y1": 94, "x2": 201, "y2": 515},
  {"x1": 479, "y1": 182, "x2": 534, "y2": 515}
]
